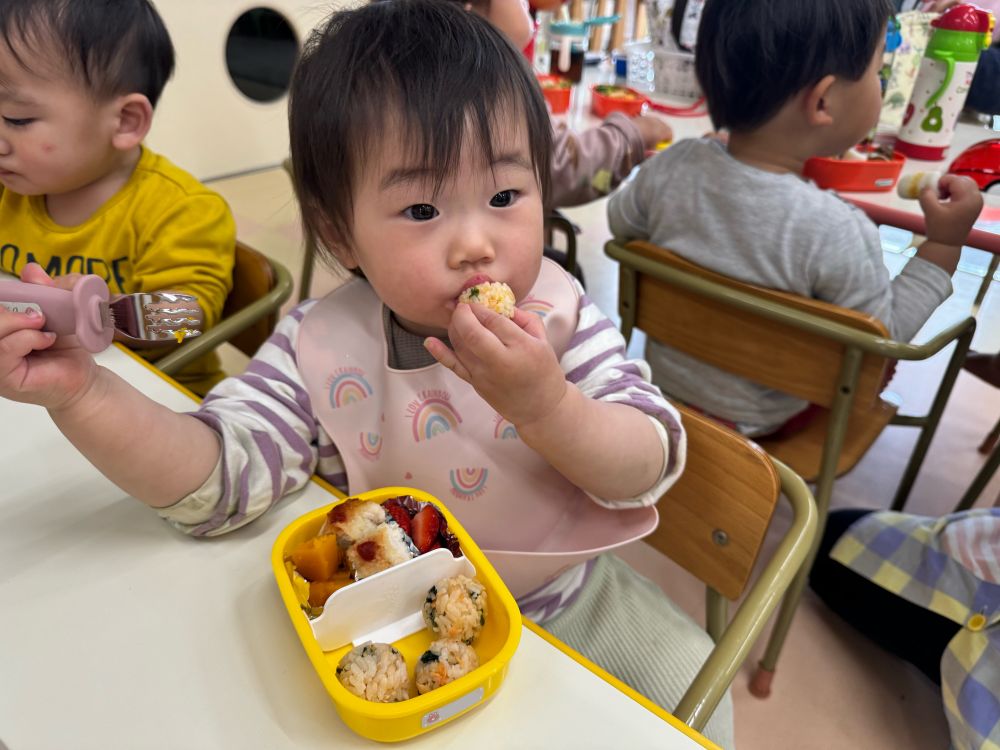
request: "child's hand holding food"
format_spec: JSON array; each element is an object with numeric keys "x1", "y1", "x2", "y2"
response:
[
  {"x1": 0, "y1": 263, "x2": 97, "y2": 409},
  {"x1": 425, "y1": 289, "x2": 568, "y2": 430},
  {"x1": 918, "y1": 173, "x2": 983, "y2": 247},
  {"x1": 633, "y1": 115, "x2": 673, "y2": 152}
]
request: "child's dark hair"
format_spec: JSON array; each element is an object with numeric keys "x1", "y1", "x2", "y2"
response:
[
  {"x1": 0, "y1": 0, "x2": 174, "y2": 107},
  {"x1": 289, "y1": 0, "x2": 552, "y2": 260},
  {"x1": 695, "y1": 0, "x2": 895, "y2": 132}
]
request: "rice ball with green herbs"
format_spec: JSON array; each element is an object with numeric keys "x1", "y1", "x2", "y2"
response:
[
  {"x1": 458, "y1": 282, "x2": 515, "y2": 318},
  {"x1": 422, "y1": 575, "x2": 487, "y2": 643},
  {"x1": 415, "y1": 639, "x2": 479, "y2": 695},
  {"x1": 336, "y1": 643, "x2": 410, "y2": 702}
]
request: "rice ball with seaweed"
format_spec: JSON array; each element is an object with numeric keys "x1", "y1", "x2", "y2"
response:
[
  {"x1": 422, "y1": 574, "x2": 487, "y2": 643},
  {"x1": 336, "y1": 643, "x2": 410, "y2": 702},
  {"x1": 458, "y1": 281, "x2": 515, "y2": 318},
  {"x1": 320, "y1": 498, "x2": 386, "y2": 548},
  {"x1": 415, "y1": 639, "x2": 479, "y2": 695}
]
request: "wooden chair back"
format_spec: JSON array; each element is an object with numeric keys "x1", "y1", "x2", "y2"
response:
[
  {"x1": 648, "y1": 404, "x2": 781, "y2": 600},
  {"x1": 224, "y1": 240, "x2": 279, "y2": 358},
  {"x1": 619, "y1": 240, "x2": 890, "y2": 411}
]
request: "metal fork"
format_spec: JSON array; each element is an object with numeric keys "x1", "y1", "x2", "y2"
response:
[{"x1": 0, "y1": 276, "x2": 203, "y2": 353}]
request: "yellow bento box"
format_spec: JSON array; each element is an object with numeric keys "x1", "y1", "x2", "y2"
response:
[{"x1": 271, "y1": 486, "x2": 521, "y2": 742}]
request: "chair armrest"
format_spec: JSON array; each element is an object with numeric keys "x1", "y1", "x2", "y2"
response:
[{"x1": 673, "y1": 459, "x2": 818, "y2": 732}]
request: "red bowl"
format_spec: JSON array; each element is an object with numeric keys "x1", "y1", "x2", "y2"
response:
[
  {"x1": 803, "y1": 151, "x2": 906, "y2": 192},
  {"x1": 591, "y1": 85, "x2": 647, "y2": 118},
  {"x1": 537, "y1": 74, "x2": 572, "y2": 114}
]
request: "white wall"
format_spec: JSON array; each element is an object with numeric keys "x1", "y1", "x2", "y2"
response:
[{"x1": 147, "y1": 1, "x2": 349, "y2": 181}]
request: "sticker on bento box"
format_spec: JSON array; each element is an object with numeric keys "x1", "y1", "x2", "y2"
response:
[
  {"x1": 310, "y1": 548, "x2": 476, "y2": 651},
  {"x1": 421, "y1": 687, "x2": 485, "y2": 728}
]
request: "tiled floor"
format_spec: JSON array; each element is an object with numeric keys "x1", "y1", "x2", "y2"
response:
[{"x1": 208, "y1": 166, "x2": 1000, "y2": 750}]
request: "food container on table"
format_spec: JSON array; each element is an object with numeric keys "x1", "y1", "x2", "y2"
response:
[
  {"x1": 272, "y1": 486, "x2": 521, "y2": 743},
  {"x1": 537, "y1": 74, "x2": 572, "y2": 114},
  {"x1": 591, "y1": 84, "x2": 648, "y2": 118},
  {"x1": 803, "y1": 151, "x2": 907, "y2": 192}
]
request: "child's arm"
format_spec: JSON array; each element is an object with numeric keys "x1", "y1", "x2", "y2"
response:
[
  {"x1": 426, "y1": 300, "x2": 681, "y2": 501},
  {"x1": 551, "y1": 113, "x2": 671, "y2": 208},
  {"x1": 0, "y1": 266, "x2": 220, "y2": 505},
  {"x1": 606, "y1": 146, "x2": 658, "y2": 240},
  {"x1": 915, "y1": 174, "x2": 983, "y2": 276},
  {"x1": 1, "y1": 268, "x2": 323, "y2": 532}
]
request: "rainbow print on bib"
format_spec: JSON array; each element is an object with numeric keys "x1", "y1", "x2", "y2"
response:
[
  {"x1": 450, "y1": 467, "x2": 489, "y2": 500},
  {"x1": 406, "y1": 390, "x2": 462, "y2": 442},
  {"x1": 517, "y1": 295, "x2": 554, "y2": 318},
  {"x1": 327, "y1": 367, "x2": 373, "y2": 408},
  {"x1": 493, "y1": 414, "x2": 518, "y2": 440},
  {"x1": 358, "y1": 431, "x2": 383, "y2": 461}
]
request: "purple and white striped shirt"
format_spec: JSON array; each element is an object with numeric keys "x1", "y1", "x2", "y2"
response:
[{"x1": 159, "y1": 287, "x2": 685, "y2": 614}]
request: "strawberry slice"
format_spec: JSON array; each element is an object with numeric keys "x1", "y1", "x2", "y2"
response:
[
  {"x1": 411, "y1": 505, "x2": 443, "y2": 554},
  {"x1": 382, "y1": 500, "x2": 412, "y2": 536}
]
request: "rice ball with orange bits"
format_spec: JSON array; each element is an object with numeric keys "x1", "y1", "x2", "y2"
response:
[
  {"x1": 414, "y1": 639, "x2": 479, "y2": 694},
  {"x1": 335, "y1": 642, "x2": 410, "y2": 702},
  {"x1": 422, "y1": 574, "x2": 488, "y2": 643},
  {"x1": 458, "y1": 281, "x2": 515, "y2": 318}
]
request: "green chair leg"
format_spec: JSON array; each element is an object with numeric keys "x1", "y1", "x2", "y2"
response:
[
  {"x1": 954, "y1": 436, "x2": 1000, "y2": 511},
  {"x1": 972, "y1": 253, "x2": 1000, "y2": 313},
  {"x1": 891, "y1": 326, "x2": 975, "y2": 511},
  {"x1": 980, "y1": 416, "x2": 1000, "y2": 455},
  {"x1": 750, "y1": 348, "x2": 861, "y2": 697}
]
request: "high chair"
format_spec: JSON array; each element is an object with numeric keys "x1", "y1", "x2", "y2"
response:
[
  {"x1": 156, "y1": 240, "x2": 293, "y2": 376},
  {"x1": 652, "y1": 403, "x2": 817, "y2": 732},
  {"x1": 605, "y1": 238, "x2": 976, "y2": 697}
]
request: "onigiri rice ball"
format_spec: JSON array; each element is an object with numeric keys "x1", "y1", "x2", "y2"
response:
[
  {"x1": 336, "y1": 642, "x2": 409, "y2": 702},
  {"x1": 458, "y1": 281, "x2": 515, "y2": 318},
  {"x1": 345, "y1": 522, "x2": 417, "y2": 580},
  {"x1": 320, "y1": 498, "x2": 386, "y2": 548},
  {"x1": 422, "y1": 574, "x2": 487, "y2": 643},
  {"x1": 415, "y1": 639, "x2": 479, "y2": 695}
]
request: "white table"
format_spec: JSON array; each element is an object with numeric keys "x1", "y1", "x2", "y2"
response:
[{"x1": 0, "y1": 345, "x2": 713, "y2": 750}]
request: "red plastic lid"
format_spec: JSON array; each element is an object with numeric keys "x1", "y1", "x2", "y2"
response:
[{"x1": 932, "y1": 3, "x2": 992, "y2": 32}]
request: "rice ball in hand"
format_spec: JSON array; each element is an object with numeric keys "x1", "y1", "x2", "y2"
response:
[
  {"x1": 336, "y1": 643, "x2": 410, "y2": 702},
  {"x1": 458, "y1": 282, "x2": 515, "y2": 318},
  {"x1": 415, "y1": 639, "x2": 479, "y2": 695},
  {"x1": 422, "y1": 574, "x2": 488, "y2": 643}
]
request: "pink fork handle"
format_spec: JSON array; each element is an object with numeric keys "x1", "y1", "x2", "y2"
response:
[{"x1": 0, "y1": 275, "x2": 114, "y2": 353}]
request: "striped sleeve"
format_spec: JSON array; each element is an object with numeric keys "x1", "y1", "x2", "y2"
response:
[
  {"x1": 157, "y1": 301, "x2": 348, "y2": 536},
  {"x1": 561, "y1": 287, "x2": 686, "y2": 509}
]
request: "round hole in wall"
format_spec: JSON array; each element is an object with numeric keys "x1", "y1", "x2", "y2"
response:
[{"x1": 225, "y1": 7, "x2": 298, "y2": 103}]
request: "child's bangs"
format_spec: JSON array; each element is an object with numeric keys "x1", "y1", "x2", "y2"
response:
[{"x1": 360, "y1": 86, "x2": 540, "y2": 197}]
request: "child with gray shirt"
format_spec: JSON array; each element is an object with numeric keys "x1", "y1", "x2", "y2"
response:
[{"x1": 608, "y1": 0, "x2": 983, "y2": 436}]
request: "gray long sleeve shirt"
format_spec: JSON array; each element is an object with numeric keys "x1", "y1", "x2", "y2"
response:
[{"x1": 608, "y1": 137, "x2": 955, "y2": 430}]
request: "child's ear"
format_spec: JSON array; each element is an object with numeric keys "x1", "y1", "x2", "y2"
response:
[
  {"x1": 315, "y1": 217, "x2": 360, "y2": 270},
  {"x1": 110, "y1": 93, "x2": 154, "y2": 151},
  {"x1": 803, "y1": 75, "x2": 837, "y2": 128}
]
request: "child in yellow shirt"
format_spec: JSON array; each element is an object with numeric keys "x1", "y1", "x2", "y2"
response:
[{"x1": 0, "y1": 0, "x2": 236, "y2": 395}]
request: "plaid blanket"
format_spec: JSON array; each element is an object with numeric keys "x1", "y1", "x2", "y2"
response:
[{"x1": 832, "y1": 509, "x2": 1000, "y2": 750}]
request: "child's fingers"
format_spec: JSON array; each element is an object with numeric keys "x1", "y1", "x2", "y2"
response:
[
  {"x1": 0, "y1": 308, "x2": 47, "y2": 337},
  {"x1": 424, "y1": 336, "x2": 472, "y2": 382},
  {"x1": 938, "y1": 174, "x2": 983, "y2": 208},
  {"x1": 450, "y1": 304, "x2": 508, "y2": 358},
  {"x1": 50, "y1": 273, "x2": 83, "y2": 291},
  {"x1": 0, "y1": 327, "x2": 57, "y2": 368},
  {"x1": 511, "y1": 308, "x2": 547, "y2": 340},
  {"x1": 18, "y1": 262, "x2": 57, "y2": 287}
]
